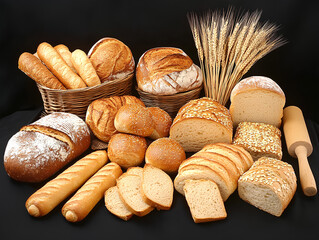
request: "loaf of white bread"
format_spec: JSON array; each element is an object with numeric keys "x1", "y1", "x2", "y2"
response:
[
  {"x1": 233, "y1": 122, "x2": 282, "y2": 161},
  {"x1": 238, "y1": 157, "x2": 297, "y2": 217},
  {"x1": 229, "y1": 76, "x2": 285, "y2": 127},
  {"x1": 4, "y1": 112, "x2": 91, "y2": 182},
  {"x1": 136, "y1": 47, "x2": 203, "y2": 95},
  {"x1": 170, "y1": 97, "x2": 233, "y2": 152}
]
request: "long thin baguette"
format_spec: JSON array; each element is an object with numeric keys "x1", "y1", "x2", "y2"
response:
[
  {"x1": 54, "y1": 44, "x2": 78, "y2": 73},
  {"x1": 25, "y1": 150, "x2": 108, "y2": 217},
  {"x1": 62, "y1": 162, "x2": 122, "y2": 222},
  {"x1": 37, "y1": 42, "x2": 87, "y2": 89}
]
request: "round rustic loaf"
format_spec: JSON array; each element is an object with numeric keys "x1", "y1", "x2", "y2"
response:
[
  {"x1": 3, "y1": 112, "x2": 91, "y2": 182},
  {"x1": 85, "y1": 95, "x2": 145, "y2": 142},
  {"x1": 88, "y1": 37, "x2": 135, "y2": 82},
  {"x1": 148, "y1": 107, "x2": 172, "y2": 140},
  {"x1": 136, "y1": 47, "x2": 203, "y2": 95}
]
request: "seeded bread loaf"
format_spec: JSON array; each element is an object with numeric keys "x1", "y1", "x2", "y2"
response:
[
  {"x1": 229, "y1": 76, "x2": 286, "y2": 127},
  {"x1": 233, "y1": 122, "x2": 282, "y2": 161},
  {"x1": 238, "y1": 157, "x2": 297, "y2": 217},
  {"x1": 170, "y1": 97, "x2": 233, "y2": 152}
]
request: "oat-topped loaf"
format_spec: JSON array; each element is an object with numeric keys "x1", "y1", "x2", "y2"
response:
[
  {"x1": 233, "y1": 122, "x2": 282, "y2": 161},
  {"x1": 170, "y1": 97, "x2": 233, "y2": 152}
]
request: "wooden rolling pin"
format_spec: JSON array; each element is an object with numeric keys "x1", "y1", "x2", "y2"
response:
[{"x1": 283, "y1": 106, "x2": 317, "y2": 196}]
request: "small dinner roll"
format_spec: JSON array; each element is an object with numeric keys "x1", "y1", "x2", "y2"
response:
[
  {"x1": 145, "y1": 138, "x2": 186, "y2": 173},
  {"x1": 108, "y1": 133, "x2": 147, "y2": 168},
  {"x1": 114, "y1": 104, "x2": 155, "y2": 137}
]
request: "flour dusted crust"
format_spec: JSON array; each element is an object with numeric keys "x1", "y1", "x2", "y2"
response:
[
  {"x1": 136, "y1": 47, "x2": 203, "y2": 95},
  {"x1": 3, "y1": 112, "x2": 91, "y2": 182}
]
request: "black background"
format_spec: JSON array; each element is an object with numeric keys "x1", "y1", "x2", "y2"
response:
[{"x1": 0, "y1": 0, "x2": 319, "y2": 240}]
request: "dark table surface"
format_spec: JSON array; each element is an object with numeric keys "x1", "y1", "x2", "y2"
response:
[{"x1": 0, "y1": 108, "x2": 318, "y2": 240}]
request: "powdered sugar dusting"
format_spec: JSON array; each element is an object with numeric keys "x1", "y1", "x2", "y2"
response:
[{"x1": 231, "y1": 76, "x2": 285, "y2": 100}]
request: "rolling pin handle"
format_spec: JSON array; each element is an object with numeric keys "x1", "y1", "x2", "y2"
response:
[{"x1": 295, "y1": 145, "x2": 317, "y2": 196}]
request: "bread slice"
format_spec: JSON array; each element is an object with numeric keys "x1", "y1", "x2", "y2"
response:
[
  {"x1": 126, "y1": 166, "x2": 143, "y2": 177},
  {"x1": 179, "y1": 156, "x2": 237, "y2": 193},
  {"x1": 238, "y1": 167, "x2": 293, "y2": 217},
  {"x1": 174, "y1": 165, "x2": 232, "y2": 201},
  {"x1": 141, "y1": 164, "x2": 174, "y2": 210},
  {"x1": 104, "y1": 186, "x2": 133, "y2": 221},
  {"x1": 183, "y1": 179, "x2": 227, "y2": 223},
  {"x1": 117, "y1": 174, "x2": 154, "y2": 216}
]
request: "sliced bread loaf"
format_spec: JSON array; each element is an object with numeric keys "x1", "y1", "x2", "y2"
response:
[
  {"x1": 141, "y1": 164, "x2": 174, "y2": 210},
  {"x1": 183, "y1": 179, "x2": 227, "y2": 223},
  {"x1": 104, "y1": 186, "x2": 133, "y2": 221}
]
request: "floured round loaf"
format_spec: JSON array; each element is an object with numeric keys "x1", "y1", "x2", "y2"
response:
[
  {"x1": 136, "y1": 47, "x2": 203, "y2": 95},
  {"x1": 229, "y1": 76, "x2": 285, "y2": 127},
  {"x1": 170, "y1": 97, "x2": 233, "y2": 152},
  {"x1": 3, "y1": 112, "x2": 91, "y2": 182},
  {"x1": 88, "y1": 37, "x2": 135, "y2": 82}
]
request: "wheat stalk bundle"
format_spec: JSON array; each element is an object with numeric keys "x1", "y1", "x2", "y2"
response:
[{"x1": 188, "y1": 9, "x2": 286, "y2": 105}]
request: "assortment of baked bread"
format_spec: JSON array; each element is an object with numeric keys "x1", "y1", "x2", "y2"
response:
[{"x1": 3, "y1": 36, "x2": 299, "y2": 224}]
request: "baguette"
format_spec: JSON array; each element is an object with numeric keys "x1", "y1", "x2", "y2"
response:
[
  {"x1": 62, "y1": 162, "x2": 122, "y2": 222},
  {"x1": 25, "y1": 150, "x2": 108, "y2": 217},
  {"x1": 18, "y1": 52, "x2": 66, "y2": 90},
  {"x1": 71, "y1": 49, "x2": 101, "y2": 87},
  {"x1": 54, "y1": 44, "x2": 77, "y2": 73},
  {"x1": 37, "y1": 42, "x2": 87, "y2": 89}
]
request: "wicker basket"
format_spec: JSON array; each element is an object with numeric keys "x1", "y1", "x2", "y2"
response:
[
  {"x1": 136, "y1": 86, "x2": 202, "y2": 118},
  {"x1": 37, "y1": 73, "x2": 134, "y2": 119}
]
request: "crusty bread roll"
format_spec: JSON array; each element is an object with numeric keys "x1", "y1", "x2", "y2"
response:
[
  {"x1": 4, "y1": 112, "x2": 91, "y2": 182},
  {"x1": 85, "y1": 95, "x2": 145, "y2": 142},
  {"x1": 62, "y1": 162, "x2": 122, "y2": 222},
  {"x1": 170, "y1": 97, "x2": 233, "y2": 152},
  {"x1": 233, "y1": 122, "x2": 282, "y2": 161},
  {"x1": 37, "y1": 42, "x2": 87, "y2": 89},
  {"x1": 148, "y1": 107, "x2": 172, "y2": 140},
  {"x1": 18, "y1": 52, "x2": 66, "y2": 90},
  {"x1": 108, "y1": 133, "x2": 147, "y2": 168},
  {"x1": 136, "y1": 47, "x2": 203, "y2": 95},
  {"x1": 114, "y1": 104, "x2": 155, "y2": 137},
  {"x1": 54, "y1": 44, "x2": 78, "y2": 73},
  {"x1": 229, "y1": 76, "x2": 286, "y2": 127},
  {"x1": 145, "y1": 138, "x2": 186, "y2": 173},
  {"x1": 183, "y1": 179, "x2": 227, "y2": 223},
  {"x1": 238, "y1": 157, "x2": 297, "y2": 217},
  {"x1": 71, "y1": 49, "x2": 101, "y2": 87},
  {"x1": 25, "y1": 150, "x2": 108, "y2": 217},
  {"x1": 88, "y1": 37, "x2": 135, "y2": 82}
]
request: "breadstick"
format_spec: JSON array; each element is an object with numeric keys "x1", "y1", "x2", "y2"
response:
[
  {"x1": 18, "y1": 52, "x2": 66, "y2": 90},
  {"x1": 25, "y1": 150, "x2": 108, "y2": 217},
  {"x1": 62, "y1": 162, "x2": 122, "y2": 222},
  {"x1": 37, "y1": 42, "x2": 87, "y2": 89},
  {"x1": 71, "y1": 49, "x2": 101, "y2": 87},
  {"x1": 54, "y1": 44, "x2": 78, "y2": 73}
]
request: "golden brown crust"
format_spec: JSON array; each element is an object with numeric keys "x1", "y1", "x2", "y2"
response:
[
  {"x1": 114, "y1": 104, "x2": 155, "y2": 137},
  {"x1": 25, "y1": 150, "x2": 108, "y2": 217},
  {"x1": 108, "y1": 133, "x2": 147, "y2": 168},
  {"x1": 88, "y1": 37, "x2": 135, "y2": 82},
  {"x1": 18, "y1": 52, "x2": 66, "y2": 90},
  {"x1": 145, "y1": 138, "x2": 186, "y2": 173},
  {"x1": 37, "y1": 42, "x2": 87, "y2": 89},
  {"x1": 85, "y1": 95, "x2": 145, "y2": 142},
  {"x1": 148, "y1": 107, "x2": 172, "y2": 139},
  {"x1": 62, "y1": 162, "x2": 122, "y2": 222},
  {"x1": 71, "y1": 49, "x2": 101, "y2": 87},
  {"x1": 54, "y1": 44, "x2": 78, "y2": 73}
]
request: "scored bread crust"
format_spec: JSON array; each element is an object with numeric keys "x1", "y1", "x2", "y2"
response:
[
  {"x1": 85, "y1": 95, "x2": 145, "y2": 142},
  {"x1": 18, "y1": 52, "x2": 66, "y2": 90}
]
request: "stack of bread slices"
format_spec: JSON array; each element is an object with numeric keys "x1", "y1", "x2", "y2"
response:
[{"x1": 174, "y1": 143, "x2": 253, "y2": 223}]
